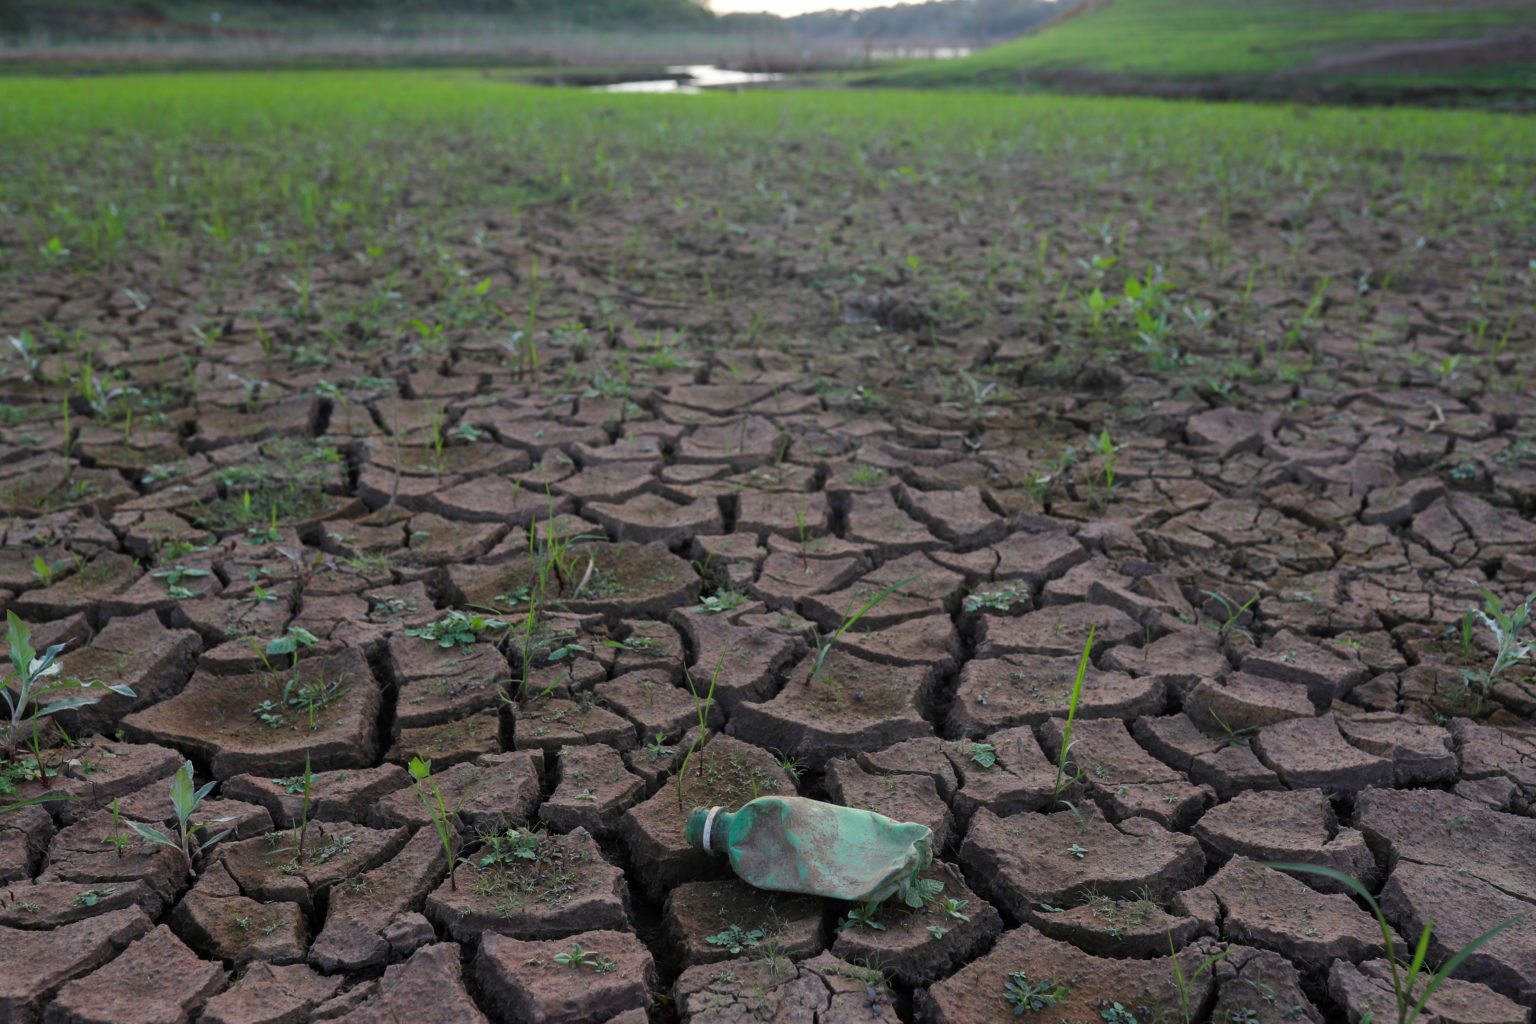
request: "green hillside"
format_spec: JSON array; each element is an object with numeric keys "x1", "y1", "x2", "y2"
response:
[{"x1": 875, "y1": 0, "x2": 1536, "y2": 99}]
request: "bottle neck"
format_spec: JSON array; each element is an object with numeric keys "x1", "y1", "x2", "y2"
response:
[
  {"x1": 687, "y1": 806, "x2": 734, "y2": 853},
  {"x1": 706, "y1": 809, "x2": 735, "y2": 853}
]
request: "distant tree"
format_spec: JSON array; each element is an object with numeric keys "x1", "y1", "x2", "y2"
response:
[
  {"x1": 787, "y1": 0, "x2": 1055, "y2": 43},
  {"x1": 0, "y1": 0, "x2": 28, "y2": 35},
  {"x1": 258, "y1": 0, "x2": 713, "y2": 23}
]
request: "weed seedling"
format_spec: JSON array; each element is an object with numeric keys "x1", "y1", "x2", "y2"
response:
[
  {"x1": 281, "y1": 675, "x2": 346, "y2": 731},
  {"x1": 674, "y1": 652, "x2": 726, "y2": 810},
  {"x1": 151, "y1": 564, "x2": 211, "y2": 599},
  {"x1": 30, "y1": 555, "x2": 67, "y2": 587},
  {"x1": 942, "y1": 898, "x2": 971, "y2": 922},
  {"x1": 900, "y1": 876, "x2": 945, "y2": 909},
  {"x1": 773, "y1": 750, "x2": 806, "y2": 782},
  {"x1": 1200, "y1": 590, "x2": 1259, "y2": 644},
  {"x1": 705, "y1": 924, "x2": 765, "y2": 954},
  {"x1": 405, "y1": 610, "x2": 508, "y2": 648},
  {"x1": 1262, "y1": 863, "x2": 1527, "y2": 1024},
  {"x1": 2, "y1": 611, "x2": 135, "y2": 763},
  {"x1": 408, "y1": 756, "x2": 459, "y2": 891},
  {"x1": 698, "y1": 588, "x2": 748, "y2": 614},
  {"x1": 292, "y1": 754, "x2": 316, "y2": 863},
  {"x1": 478, "y1": 825, "x2": 541, "y2": 865},
  {"x1": 101, "y1": 798, "x2": 133, "y2": 858},
  {"x1": 265, "y1": 626, "x2": 320, "y2": 659},
  {"x1": 1091, "y1": 428, "x2": 1119, "y2": 491},
  {"x1": 842, "y1": 901, "x2": 886, "y2": 932},
  {"x1": 1003, "y1": 973, "x2": 1068, "y2": 1015},
  {"x1": 1168, "y1": 931, "x2": 1230, "y2": 1024},
  {"x1": 1053, "y1": 625, "x2": 1096, "y2": 806},
  {"x1": 1208, "y1": 709, "x2": 1255, "y2": 749},
  {"x1": 126, "y1": 761, "x2": 232, "y2": 877},
  {"x1": 552, "y1": 942, "x2": 615, "y2": 972},
  {"x1": 1459, "y1": 586, "x2": 1534, "y2": 700},
  {"x1": 964, "y1": 742, "x2": 998, "y2": 768},
  {"x1": 804, "y1": 575, "x2": 918, "y2": 687},
  {"x1": 72, "y1": 887, "x2": 116, "y2": 907},
  {"x1": 963, "y1": 582, "x2": 1029, "y2": 613},
  {"x1": 1099, "y1": 1002, "x2": 1139, "y2": 1024}
]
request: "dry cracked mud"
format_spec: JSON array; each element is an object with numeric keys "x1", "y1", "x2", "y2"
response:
[{"x1": 2, "y1": 119, "x2": 1535, "y2": 1024}]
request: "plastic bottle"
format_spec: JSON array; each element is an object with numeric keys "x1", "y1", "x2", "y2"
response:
[{"x1": 685, "y1": 795, "x2": 932, "y2": 903}]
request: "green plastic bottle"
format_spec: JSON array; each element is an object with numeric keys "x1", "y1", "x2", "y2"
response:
[{"x1": 685, "y1": 795, "x2": 932, "y2": 903}]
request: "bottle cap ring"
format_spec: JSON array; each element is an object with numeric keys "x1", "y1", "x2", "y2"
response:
[{"x1": 701, "y1": 805, "x2": 723, "y2": 851}]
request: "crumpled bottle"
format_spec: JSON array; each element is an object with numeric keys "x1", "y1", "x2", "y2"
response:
[{"x1": 685, "y1": 795, "x2": 932, "y2": 903}]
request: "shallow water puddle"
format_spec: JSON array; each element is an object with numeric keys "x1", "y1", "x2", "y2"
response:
[{"x1": 596, "y1": 64, "x2": 782, "y2": 93}]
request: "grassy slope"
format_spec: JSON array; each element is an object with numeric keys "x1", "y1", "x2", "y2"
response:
[{"x1": 876, "y1": 0, "x2": 1536, "y2": 92}]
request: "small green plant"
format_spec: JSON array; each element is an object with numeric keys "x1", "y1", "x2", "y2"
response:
[
  {"x1": 1201, "y1": 590, "x2": 1259, "y2": 644},
  {"x1": 150, "y1": 564, "x2": 211, "y2": 599},
  {"x1": 1168, "y1": 933, "x2": 1231, "y2": 1024},
  {"x1": 698, "y1": 588, "x2": 748, "y2": 614},
  {"x1": 292, "y1": 754, "x2": 316, "y2": 862},
  {"x1": 252, "y1": 698, "x2": 285, "y2": 729},
  {"x1": 72, "y1": 886, "x2": 116, "y2": 907},
  {"x1": 846, "y1": 462, "x2": 887, "y2": 487},
  {"x1": 705, "y1": 924, "x2": 765, "y2": 954},
  {"x1": 773, "y1": 750, "x2": 806, "y2": 782},
  {"x1": 1091, "y1": 428, "x2": 1119, "y2": 491},
  {"x1": 643, "y1": 733, "x2": 674, "y2": 760},
  {"x1": 1003, "y1": 973, "x2": 1068, "y2": 1015},
  {"x1": 1208, "y1": 709, "x2": 1256, "y2": 749},
  {"x1": 255, "y1": 675, "x2": 346, "y2": 731},
  {"x1": 843, "y1": 901, "x2": 886, "y2": 932},
  {"x1": 451, "y1": 421, "x2": 486, "y2": 444},
  {"x1": 674, "y1": 652, "x2": 726, "y2": 810},
  {"x1": 2, "y1": 611, "x2": 135, "y2": 763},
  {"x1": 272, "y1": 774, "x2": 310, "y2": 795},
  {"x1": 101, "y1": 798, "x2": 133, "y2": 858},
  {"x1": 942, "y1": 898, "x2": 971, "y2": 921},
  {"x1": 31, "y1": 555, "x2": 68, "y2": 587},
  {"x1": 283, "y1": 676, "x2": 346, "y2": 731},
  {"x1": 964, "y1": 742, "x2": 998, "y2": 768},
  {"x1": 1459, "y1": 586, "x2": 1534, "y2": 699},
  {"x1": 1100, "y1": 1002, "x2": 1139, "y2": 1024},
  {"x1": 1283, "y1": 274, "x2": 1332, "y2": 351},
  {"x1": 963, "y1": 582, "x2": 1029, "y2": 613},
  {"x1": 126, "y1": 761, "x2": 232, "y2": 877},
  {"x1": 405, "y1": 610, "x2": 508, "y2": 648},
  {"x1": 1082, "y1": 284, "x2": 1119, "y2": 335},
  {"x1": 478, "y1": 825, "x2": 542, "y2": 866},
  {"x1": 1053, "y1": 625, "x2": 1096, "y2": 805},
  {"x1": 900, "y1": 876, "x2": 945, "y2": 908},
  {"x1": 265, "y1": 626, "x2": 320, "y2": 658},
  {"x1": 552, "y1": 942, "x2": 615, "y2": 972},
  {"x1": 1067, "y1": 843, "x2": 1088, "y2": 859},
  {"x1": 804, "y1": 575, "x2": 918, "y2": 687},
  {"x1": 242, "y1": 583, "x2": 278, "y2": 605},
  {"x1": 408, "y1": 756, "x2": 459, "y2": 891},
  {"x1": 1262, "y1": 863, "x2": 1527, "y2": 1024}
]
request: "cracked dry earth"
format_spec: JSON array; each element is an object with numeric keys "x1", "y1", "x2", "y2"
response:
[{"x1": 3, "y1": 247, "x2": 1536, "y2": 1023}]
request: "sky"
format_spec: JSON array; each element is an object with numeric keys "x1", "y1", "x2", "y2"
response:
[{"x1": 709, "y1": 0, "x2": 925, "y2": 15}]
